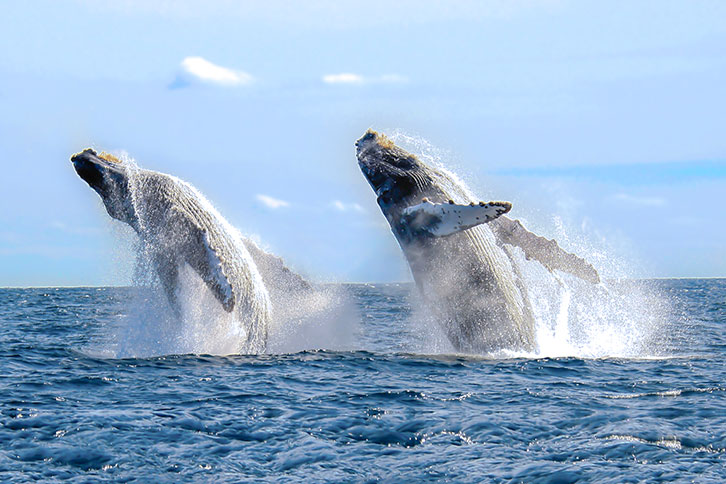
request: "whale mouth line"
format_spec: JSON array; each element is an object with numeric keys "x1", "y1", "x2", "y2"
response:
[
  {"x1": 70, "y1": 148, "x2": 97, "y2": 163},
  {"x1": 70, "y1": 149, "x2": 128, "y2": 188}
]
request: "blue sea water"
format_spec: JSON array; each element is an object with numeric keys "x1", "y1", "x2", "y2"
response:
[{"x1": 0, "y1": 280, "x2": 724, "y2": 483}]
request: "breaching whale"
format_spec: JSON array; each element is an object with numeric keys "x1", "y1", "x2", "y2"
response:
[
  {"x1": 71, "y1": 148, "x2": 271, "y2": 353},
  {"x1": 356, "y1": 130, "x2": 600, "y2": 353}
]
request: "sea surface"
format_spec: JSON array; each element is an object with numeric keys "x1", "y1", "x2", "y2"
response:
[{"x1": 0, "y1": 280, "x2": 724, "y2": 483}]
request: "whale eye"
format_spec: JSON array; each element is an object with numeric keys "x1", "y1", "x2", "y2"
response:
[{"x1": 358, "y1": 132, "x2": 376, "y2": 147}]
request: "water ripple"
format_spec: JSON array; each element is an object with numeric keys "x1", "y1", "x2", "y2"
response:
[{"x1": 0, "y1": 281, "x2": 724, "y2": 482}]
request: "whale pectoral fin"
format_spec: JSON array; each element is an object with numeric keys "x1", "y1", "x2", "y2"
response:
[
  {"x1": 170, "y1": 212, "x2": 236, "y2": 312},
  {"x1": 491, "y1": 216, "x2": 601, "y2": 284},
  {"x1": 151, "y1": 251, "x2": 181, "y2": 317},
  {"x1": 188, "y1": 229, "x2": 236, "y2": 312},
  {"x1": 402, "y1": 200, "x2": 512, "y2": 237}
]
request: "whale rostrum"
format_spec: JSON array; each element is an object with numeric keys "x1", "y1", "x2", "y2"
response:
[
  {"x1": 71, "y1": 148, "x2": 272, "y2": 352},
  {"x1": 356, "y1": 129, "x2": 600, "y2": 353}
]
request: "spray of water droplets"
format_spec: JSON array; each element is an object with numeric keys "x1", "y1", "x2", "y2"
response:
[
  {"x1": 389, "y1": 131, "x2": 672, "y2": 358},
  {"x1": 90, "y1": 152, "x2": 356, "y2": 358}
]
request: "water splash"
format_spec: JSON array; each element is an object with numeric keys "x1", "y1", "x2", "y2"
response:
[
  {"x1": 390, "y1": 132, "x2": 671, "y2": 358},
  {"x1": 266, "y1": 284, "x2": 359, "y2": 354},
  {"x1": 515, "y1": 256, "x2": 668, "y2": 358},
  {"x1": 93, "y1": 152, "x2": 356, "y2": 358}
]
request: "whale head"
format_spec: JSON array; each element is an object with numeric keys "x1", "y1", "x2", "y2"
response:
[
  {"x1": 356, "y1": 129, "x2": 515, "y2": 245},
  {"x1": 356, "y1": 130, "x2": 452, "y2": 224},
  {"x1": 356, "y1": 130, "x2": 429, "y2": 216},
  {"x1": 71, "y1": 148, "x2": 138, "y2": 228}
]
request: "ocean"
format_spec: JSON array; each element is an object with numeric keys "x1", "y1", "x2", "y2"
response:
[{"x1": 0, "y1": 279, "x2": 724, "y2": 482}]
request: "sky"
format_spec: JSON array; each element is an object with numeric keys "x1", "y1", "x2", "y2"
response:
[{"x1": 1, "y1": 0, "x2": 725, "y2": 286}]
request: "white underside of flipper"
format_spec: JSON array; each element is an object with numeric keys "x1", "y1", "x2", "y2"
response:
[
  {"x1": 158, "y1": 208, "x2": 237, "y2": 313},
  {"x1": 402, "y1": 199, "x2": 512, "y2": 237},
  {"x1": 197, "y1": 229, "x2": 236, "y2": 311}
]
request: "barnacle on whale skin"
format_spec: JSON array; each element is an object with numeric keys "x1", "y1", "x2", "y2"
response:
[{"x1": 98, "y1": 152, "x2": 123, "y2": 164}]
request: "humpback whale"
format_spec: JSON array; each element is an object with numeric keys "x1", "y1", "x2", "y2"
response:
[
  {"x1": 71, "y1": 148, "x2": 271, "y2": 353},
  {"x1": 356, "y1": 130, "x2": 600, "y2": 353}
]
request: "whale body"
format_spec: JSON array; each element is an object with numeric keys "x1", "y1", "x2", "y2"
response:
[
  {"x1": 71, "y1": 149, "x2": 271, "y2": 353},
  {"x1": 356, "y1": 130, "x2": 600, "y2": 353}
]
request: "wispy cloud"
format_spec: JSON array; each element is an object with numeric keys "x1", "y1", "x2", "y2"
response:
[
  {"x1": 330, "y1": 200, "x2": 365, "y2": 213},
  {"x1": 610, "y1": 193, "x2": 666, "y2": 207},
  {"x1": 175, "y1": 56, "x2": 253, "y2": 87},
  {"x1": 322, "y1": 73, "x2": 408, "y2": 85},
  {"x1": 322, "y1": 73, "x2": 364, "y2": 84},
  {"x1": 256, "y1": 194, "x2": 289, "y2": 209},
  {"x1": 494, "y1": 161, "x2": 726, "y2": 184}
]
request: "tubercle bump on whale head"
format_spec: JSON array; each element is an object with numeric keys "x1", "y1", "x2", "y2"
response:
[{"x1": 70, "y1": 147, "x2": 136, "y2": 225}]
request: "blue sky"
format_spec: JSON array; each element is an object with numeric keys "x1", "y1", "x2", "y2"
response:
[{"x1": 1, "y1": 0, "x2": 725, "y2": 285}]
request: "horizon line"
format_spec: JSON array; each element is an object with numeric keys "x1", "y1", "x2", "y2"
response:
[{"x1": 1, "y1": 276, "x2": 724, "y2": 289}]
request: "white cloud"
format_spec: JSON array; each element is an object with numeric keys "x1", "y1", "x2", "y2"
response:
[
  {"x1": 180, "y1": 56, "x2": 253, "y2": 86},
  {"x1": 256, "y1": 194, "x2": 289, "y2": 209},
  {"x1": 322, "y1": 73, "x2": 364, "y2": 84},
  {"x1": 610, "y1": 193, "x2": 666, "y2": 207},
  {"x1": 330, "y1": 200, "x2": 365, "y2": 213},
  {"x1": 322, "y1": 73, "x2": 408, "y2": 85}
]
